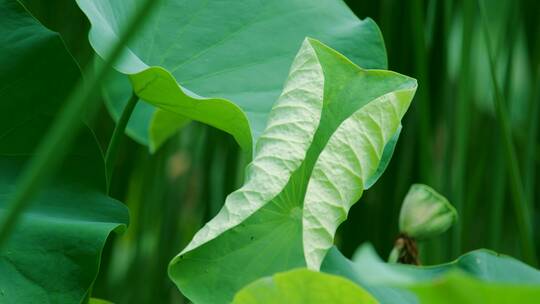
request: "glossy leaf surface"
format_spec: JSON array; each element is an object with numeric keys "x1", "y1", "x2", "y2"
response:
[
  {"x1": 322, "y1": 244, "x2": 540, "y2": 304},
  {"x1": 409, "y1": 272, "x2": 540, "y2": 304},
  {"x1": 168, "y1": 39, "x2": 417, "y2": 303},
  {"x1": 232, "y1": 269, "x2": 378, "y2": 304},
  {"x1": 76, "y1": 0, "x2": 388, "y2": 153},
  {"x1": 0, "y1": 2, "x2": 128, "y2": 302}
]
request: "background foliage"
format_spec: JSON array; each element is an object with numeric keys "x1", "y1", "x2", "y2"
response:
[{"x1": 13, "y1": 0, "x2": 540, "y2": 303}]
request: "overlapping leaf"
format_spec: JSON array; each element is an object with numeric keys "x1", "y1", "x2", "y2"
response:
[
  {"x1": 0, "y1": 2, "x2": 128, "y2": 302},
  {"x1": 75, "y1": 0, "x2": 388, "y2": 154},
  {"x1": 232, "y1": 269, "x2": 378, "y2": 304},
  {"x1": 409, "y1": 272, "x2": 540, "y2": 304},
  {"x1": 322, "y1": 244, "x2": 540, "y2": 303},
  {"x1": 168, "y1": 39, "x2": 417, "y2": 303}
]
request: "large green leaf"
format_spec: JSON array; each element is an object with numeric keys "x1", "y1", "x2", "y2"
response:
[
  {"x1": 0, "y1": 1, "x2": 128, "y2": 302},
  {"x1": 232, "y1": 269, "x2": 378, "y2": 304},
  {"x1": 409, "y1": 271, "x2": 540, "y2": 304},
  {"x1": 168, "y1": 39, "x2": 417, "y2": 303},
  {"x1": 75, "y1": 0, "x2": 388, "y2": 154},
  {"x1": 321, "y1": 244, "x2": 540, "y2": 304}
]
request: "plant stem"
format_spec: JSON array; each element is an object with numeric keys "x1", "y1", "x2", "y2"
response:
[
  {"x1": 478, "y1": 0, "x2": 537, "y2": 266},
  {"x1": 451, "y1": 0, "x2": 474, "y2": 258},
  {"x1": 105, "y1": 92, "x2": 139, "y2": 191},
  {"x1": 523, "y1": 64, "x2": 540, "y2": 214},
  {"x1": 0, "y1": 0, "x2": 160, "y2": 248},
  {"x1": 489, "y1": 149, "x2": 506, "y2": 248},
  {"x1": 411, "y1": 0, "x2": 433, "y2": 184},
  {"x1": 490, "y1": 8, "x2": 517, "y2": 250},
  {"x1": 520, "y1": 0, "x2": 540, "y2": 223}
]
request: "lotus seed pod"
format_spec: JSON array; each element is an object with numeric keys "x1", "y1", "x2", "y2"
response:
[{"x1": 399, "y1": 184, "x2": 457, "y2": 240}]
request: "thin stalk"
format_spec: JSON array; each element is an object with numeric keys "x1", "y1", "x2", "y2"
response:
[
  {"x1": 0, "y1": 0, "x2": 161, "y2": 248},
  {"x1": 478, "y1": 0, "x2": 537, "y2": 265},
  {"x1": 105, "y1": 92, "x2": 139, "y2": 191},
  {"x1": 463, "y1": 119, "x2": 487, "y2": 249},
  {"x1": 523, "y1": 64, "x2": 540, "y2": 212},
  {"x1": 411, "y1": 0, "x2": 433, "y2": 184},
  {"x1": 490, "y1": 9, "x2": 517, "y2": 249},
  {"x1": 437, "y1": 0, "x2": 454, "y2": 263},
  {"x1": 520, "y1": 0, "x2": 540, "y2": 218},
  {"x1": 489, "y1": 148, "x2": 506, "y2": 248},
  {"x1": 451, "y1": 0, "x2": 474, "y2": 258},
  {"x1": 423, "y1": 0, "x2": 447, "y2": 264}
]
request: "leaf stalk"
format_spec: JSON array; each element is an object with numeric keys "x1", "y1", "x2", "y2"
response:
[
  {"x1": 478, "y1": 0, "x2": 537, "y2": 266},
  {"x1": 105, "y1": 92, "x2": 139, "y2": 192}
]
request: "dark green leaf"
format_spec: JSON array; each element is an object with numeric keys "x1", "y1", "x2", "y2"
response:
[{"x1": 0, "y1": 2, "x2": 128, "y2": 302}]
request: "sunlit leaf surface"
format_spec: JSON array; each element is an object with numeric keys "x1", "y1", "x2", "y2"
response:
[
  {"x1": 168, "y1": 39, "x2": 416, "y2": 303},
  {"x1": 233, "y1": 269, "x2": 378, "y2": 304}
]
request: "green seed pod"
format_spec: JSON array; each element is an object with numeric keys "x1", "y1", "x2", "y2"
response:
[{"x1": 399, "y1": 184, "x2": 457, "y2": 240}]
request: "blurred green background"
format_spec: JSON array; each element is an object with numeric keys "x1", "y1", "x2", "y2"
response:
[{"x1": 20, "y1": 0, "x2": 540, "y2": 302}]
